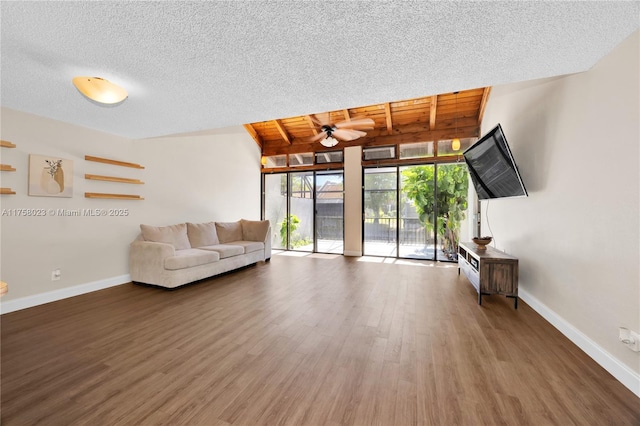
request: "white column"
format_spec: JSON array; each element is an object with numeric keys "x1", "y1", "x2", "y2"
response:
[{"x1": 343, "y1": 146, "x2": 362, "y2": 256}]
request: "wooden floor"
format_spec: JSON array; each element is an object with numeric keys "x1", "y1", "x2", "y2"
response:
[{"x1": 1, "y1": 254, "x2": 638, "y2": 425}]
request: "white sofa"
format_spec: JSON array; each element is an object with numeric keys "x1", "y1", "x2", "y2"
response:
[{"x1": 130, "y1": 219, "x2": 270, "y2": 288}]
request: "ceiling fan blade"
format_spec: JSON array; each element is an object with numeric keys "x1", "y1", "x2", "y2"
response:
[
  {"x1": 334, "y1": 118, "x2": 375, "y2": 130},
  {"x1": 309, "y1": 114, "x2": 323, "y2": 126},
  {"x1": 344, "y1": 129, "x2": 367, "y2": 139},
  {"x1": 332, "y1": 129, "x2": 366, "y2": 141},
  {"x1": 314, "y1": 112, "x2": 331, "y2": 126},
  {"x1": 331, "y1": 130, "x2": 356, "y2": 141},
  {"x1": 335, "y1": 124, "x2": 374, "y2": 131},
  {"x1": 307, "y1": 131, "x2": 328, "y2": 143}
]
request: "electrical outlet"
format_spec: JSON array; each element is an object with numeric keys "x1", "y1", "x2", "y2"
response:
[
  {"x1": 51, "y1": 268, "x2": 61, "y2": 281},
  {"x1": 619, "y1": 327, "x2": 640, "y2": 352}
]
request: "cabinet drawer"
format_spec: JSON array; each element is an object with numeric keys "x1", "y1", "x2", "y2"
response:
[{"x1": 459, "y1": 258, "x2": 480, "y2": 292}]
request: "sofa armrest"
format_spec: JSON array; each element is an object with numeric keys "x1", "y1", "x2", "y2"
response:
[
  {"x1": 264, "y1": 226, "x2": 271, "y2": 260},
  {"x1": 129, "y1": 240, "x2": 176, "y2": 283},
  {"x1": 241, "y1": 219, "x2": 270, "y2": 241},
  {"x1": 240, "y1": 219, "x2": 271, "y2": 260}
]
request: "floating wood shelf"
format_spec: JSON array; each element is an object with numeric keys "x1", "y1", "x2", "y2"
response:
[
  {"x1": 85, "y1": 155, "x2": 145, "y2": 169},
  {"x1": 1, "y1": 188, "x2": 16, "y2": 195},
  {"x1": 0, "y1": 164, "x2": 16, "y2": 172},
  {"x1": 0, "y1": 140, "x2": 16, "y2": 148},
  {"x1": 85, "y1": 192, "x2": 144, "y2": 200},
  {"x1": 85, "y1": 174, "x2": 144, "y2": 184}
]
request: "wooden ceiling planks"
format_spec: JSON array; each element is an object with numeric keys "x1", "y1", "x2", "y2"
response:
[{"x1": 249, "y1": 87, "x2": 491, "y2": 155}]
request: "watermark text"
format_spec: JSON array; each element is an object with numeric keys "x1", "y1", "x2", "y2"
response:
[{"x1": 1, "y1": 208, "x2": 129, "y2": 217}]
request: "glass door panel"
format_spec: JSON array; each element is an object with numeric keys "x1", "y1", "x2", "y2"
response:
[
  {"x1": 315, "y1": 171, "x2": 344, "y2": 254},
  {"x1": 435, "y1": 163, "x2": 470, "y2": 262},
  {"x1": 264, "y1": 173, "x2": 287, "y2": 250},
  {"x1": 399, "y1": 165, "x2": 435, "y2": 260},
  {"x1": 289, "y1": 172, "x2": 314, "y2": 251},
  {"x1": 363, "y1": 167, "x2": 397, "y2": 257}
]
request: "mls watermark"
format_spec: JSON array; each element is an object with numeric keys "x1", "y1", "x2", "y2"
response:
[{"x1": 1, "y1": 208, "x2": 129, "y2": 217}]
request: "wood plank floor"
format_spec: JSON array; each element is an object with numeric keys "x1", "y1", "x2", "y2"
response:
[{"x1": 1, "y1": 253, "x2": 638, "y2": 425}]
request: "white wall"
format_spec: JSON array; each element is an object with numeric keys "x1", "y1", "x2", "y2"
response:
[
  {"x1": 481, "y1": 31, "x2": 639, "y2": 384},
  {"x1": 0, "y1": 108, "x2": 260, "y2": 308}
]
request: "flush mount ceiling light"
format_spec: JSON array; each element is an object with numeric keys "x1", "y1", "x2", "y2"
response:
[{"x1": 72, "y1": 76, "x2": 128, "y2": 104}]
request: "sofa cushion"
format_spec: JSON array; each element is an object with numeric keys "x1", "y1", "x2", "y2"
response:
[
  {"x1": 227, "y1": 240, "x2": 265, "y2": 254},
  {"x1": 198, "y1": 244, "x2": 245, "y2": 259},
  {"x1": 240, "y1": 219, "x2": 270, "y2": 242},
  {"x1": 187, "y1": 222, "x2": 219, "y2": 247},
  {"x1": 164, "y1": 249, "x2": 220, "y2": 270},
  {"x1": 140, "y1": 223, "x2": 191, "y2": 250},
  {"x1": 215, "y1": 221, "x2": 243, "y2": 243}
]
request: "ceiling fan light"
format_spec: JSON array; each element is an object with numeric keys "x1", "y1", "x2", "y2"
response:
[
  {"x1": 452, "y1": 138, "x2": 461, "y2": 151},
  {"x1": 72, "y1": 76, "x2": 128, "y2": 104},
  {"x1": 320, "y1": 136, "x2": 339, "y2": 148}
]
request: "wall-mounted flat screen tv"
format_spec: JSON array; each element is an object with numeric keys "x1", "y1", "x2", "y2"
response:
[{"x1": 463, "y1": 124, "x2": 528, "y2": 200}]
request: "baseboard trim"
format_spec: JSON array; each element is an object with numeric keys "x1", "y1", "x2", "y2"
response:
[
  {"x1": 519, "y1": 288, "x2": 640, "y2": 398},
  {"x1": 343, "y1": 250, "x2": 362, "y2": 257},
  {"x1": 0, "y1": 274, "x2": 130, "y2": 315}
]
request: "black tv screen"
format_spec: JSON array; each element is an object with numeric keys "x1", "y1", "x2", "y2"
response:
[{"x1": 463, "y1": 124, "x2": 528, "y2": 200}]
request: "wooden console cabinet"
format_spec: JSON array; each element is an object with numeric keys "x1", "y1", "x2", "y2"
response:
[{"x1": 458, "y1": 242, "x2": 519, "y2": 309}]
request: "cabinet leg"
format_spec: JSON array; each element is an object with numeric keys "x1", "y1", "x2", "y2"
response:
[
  {"x1": 506, "y1": 295, "x2": 518, "y2": 309},
  {"x1": 478, "y1": 291, "x2": 482, "y2": 305},
  {"x1": 458, "y1": 267, "x2": 460, "y2": 275}
]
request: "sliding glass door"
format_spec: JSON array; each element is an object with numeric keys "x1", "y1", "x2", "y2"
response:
[
  {"x1": 263, "y1": 173, "x2": 287, "y2": 250},
  {"x1": 435, "y1": 163, "x2": 470, "y2": 261},
  {"x1": 265, "y1": 164, "x2": 467, "y2": 261},
  {"x1": 363, "y1": 163, "x2": 469, "y2": 262},
  {"x1": 363, "y1": 168, "x2": 397, "y2": 257},
  {"x1": 289, "y1": 172, "x2": 314, "y2": 251},
  {"x1": 263, "y1": 170, "x2": 344, "y2": 254},
  {"x1": 315, "y1": 171, "x2": 344, "y2": 254},
  {"x1": 399, "y1": 165, "x2": 435, "y2": 259}
]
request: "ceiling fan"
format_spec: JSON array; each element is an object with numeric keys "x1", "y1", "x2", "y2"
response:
[{"x1": 307, "y1": 113, "x2": 375, "y2": 147}]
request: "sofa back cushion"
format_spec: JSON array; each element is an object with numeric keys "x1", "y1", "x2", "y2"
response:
[
  {"x1": 187, "y1": 222, "x2": 219, "y2": 247},
  {"x1": 140, "y1": 223, "x2": 191, "y2": 250},
  {"x1": 215, "y1": 221, "x2": 243, "y2": 243}
]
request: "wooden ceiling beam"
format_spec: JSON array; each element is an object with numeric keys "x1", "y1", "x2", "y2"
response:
[
  {"x1": 478, "y1": 87, "x2": 492, "y2": 125},
  {"x1": 343, "y1": 109, "x2": 351, "y2": 121},
  {"x1": 261, "y1": 125, "x2": 479, "y2": 156},
  {"x1": 429, "y1": 95, "x2": 438, "y2": 130},
  {"x1": 304, "y1": 115, "x2": 319, "y2": 135},
  {"x1": 273, "y1": 119, "x2": 292, "y2": 145},
  {"x1": 261, "y1": 163, "x2": 344, "y2": 174},
  {"x1": 362, "y1": 154, "x2": 465, "y2": 168},
  {"x1": 261, "y1": 153, "x2": 466, "y2": 173},
  {"x1": 362, "y1": 126, "x2": 479, "y2": 147},
  {"x1": 242, "y1": 124, "x2": 262, "y2": 148},
  {"x1": 384, "y1": 103, "x2": 393, "y2": 135}
]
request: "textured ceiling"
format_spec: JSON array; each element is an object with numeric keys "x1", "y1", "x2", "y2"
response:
[{"x1": 1, "y1": 2, "x2": 638, "y2": 139}]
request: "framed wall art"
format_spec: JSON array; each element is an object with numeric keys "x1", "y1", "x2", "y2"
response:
[{"x1": 28, "y1": 154, "x2": 73, "y2": 197}]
